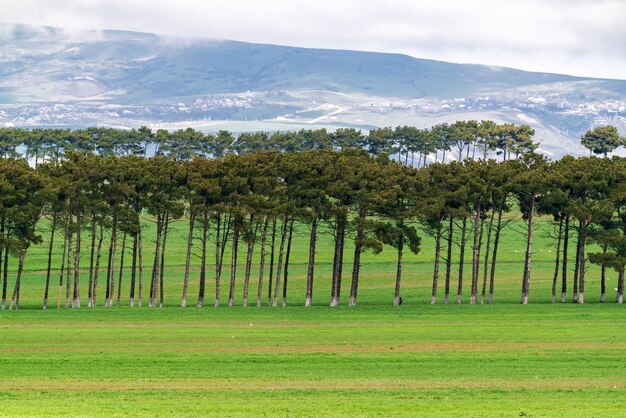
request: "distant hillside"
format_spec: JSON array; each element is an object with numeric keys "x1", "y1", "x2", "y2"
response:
[{"x1": 1, "y1": 23, "x2": 625, "y2": 157}]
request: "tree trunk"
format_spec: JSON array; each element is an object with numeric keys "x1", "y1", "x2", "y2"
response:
[
  {"x1": 600, "y1": 254, "x2": 606, "y2": 303},
  {"x1": 9, "y1": 251, "x2": 26, "y2": 310},
  {"x1": 305, "y1": 218, "x2": 317, "y2": 307},
  {"x1": 267, "y1": 219, "x2": 277, "y2": 306},
  {"x1": 72, "y1": 210, "x2": 82, "y2": 308},
  {"x1": 431, "y1": 221, "x2": 443, "y2": 304},
  {"x1": 521, "y1": 193, "x2": 535, "y2": 305},
  {"x1": 444, "y1": 216, "x2": 453, "y2": 304},
  {"x1": 228, "y1": 220, "x2": 240, "y2": 307},
  {"x1": 560, "y1": 215, "x2": 570, "y2": 303},
  {"x1": 214, "y1": 214, "x2": 222, "y2": 307},
  {"x1": 488, "y1": 208, "x2": 503, "y2": 304},
  {"x1": 159, "y1": 213, "x2": 169, "y2": 307},
  {"x1": 282, "y1": 221, "x2": 294, "y2": 307},
  {"x1": 480, "y1": 209, "x2": 495, "y2": 304},
  {"x1": 137, "y1": 226, "x2": 143, "y2": 307},
  {"x1": 349, "y1": 217, "x2": 364, "y2": 307},
  {"x1": 215, "y1": 214, "x2": 231, "y2": 307},
  {"x1": 149, "y1": 213, "x2": 163, "y2": 307},
  {"x1": 105, "y1": 213, "x2": 116, "y2": 307},
  {"x1": 572, "y1": 223, "x2": 581, "y2": 303},
  {"x1": 617, "y1": 269, "x2": 624, "y2": 304},
  {"x1": 108, "y1": 213, "x2": 119, "y2": 308},
  {"x1": 92, "y1": 224, "x2": 103, "y2": 307},
  {"x1": 394, "y1": 238, "x2": 404, "y2": 306},
  {"x1": 337, "y1": 218, "x2": 346, "y2": 305},
  {"x1": 115, "y1": 231, "x2": 127, "y2": 306},
  {"x1": 0, "y1": 222, "x2": 5, "y2": 310},
  {"x1": 197, "y1": 213, "x2": 209, "y2": 307},
  {"x1": 470, "y1": 204, "x2": 482, "y2": 304},
  {"x1": 56, "y1": 222, "x2": 68, "y2": 310},
  {"x1": 65, "y1": 214, "x2": 73, "y2": 309},
  {"x1": 551, "y1": 217, "x2": 564, "y2": 304},
  {"x1": 273, "y1": 218, "x2": 288, "y2": 307},
  {"x1": 257, "y1": 217, "x2": 269, "y2": 307},
  {"x1": 43, "y1": 214, "x2": 57, "y2": 310},
  {"x1": 1, "y1": 232, "x2": 9, "y2": 310},
  {"x1": 129, "y1": 233, "x2": 138, "y2": 307},
  {"x1": 87, "y1": 217, "x2": 96, "y2": 307},
  {"x1": 577, "y1": 220, "x2": 588, "y2": 304},
  {"x1": 182, "y1": 211, "x2": 195, "y2": 307},
  {"x1": 243, "y1": 215, "x2": 258, "y2": 308},
  {"x1": 329, "y1": 218, "x2": 340, "y2": 307},
  {"x1": 456, "y1": 216, "x2": 467, "y2": 304},
  {"x1": 330, "y1": 215, "x2": 346, "y2": 307},
  {"x1": 0, "y1": 232, "x2": 8, "y2": 310}
]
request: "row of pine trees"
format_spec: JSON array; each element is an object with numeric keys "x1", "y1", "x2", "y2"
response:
[
  {"x1": 0, "y1": 120, "x2": 541, "y2": 164},
  {"x1": 1, "y1": 123, "x2": 625, "y2": 310}
]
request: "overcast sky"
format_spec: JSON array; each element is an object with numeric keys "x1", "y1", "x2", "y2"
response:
[{"x1": 3, "y1": 0, "x2": 626, "y2": 79}]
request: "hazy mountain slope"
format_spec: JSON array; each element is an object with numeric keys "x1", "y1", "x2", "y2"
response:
[{"x1": 1, "y1": 23, "x2": 625, "y2": 156}]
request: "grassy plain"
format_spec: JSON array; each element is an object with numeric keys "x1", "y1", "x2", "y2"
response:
[{"x1": 1, "y1": 218, "x2": 625, "y2": 416}]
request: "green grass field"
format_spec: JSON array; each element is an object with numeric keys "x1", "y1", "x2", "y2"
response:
[{"x1": 1, "y1": 217, "x2": 625, "y2": 416}]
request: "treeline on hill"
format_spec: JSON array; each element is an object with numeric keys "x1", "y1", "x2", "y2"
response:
[
  {"x1": 0, "y1": 122, "x2": 625, "y2": 310},
  {"x1": 1, "y1": 122, "x2": 622, "y2": 162},
  {"x1": 0, "y1": 121, "x2": 541, "y2": 163}
]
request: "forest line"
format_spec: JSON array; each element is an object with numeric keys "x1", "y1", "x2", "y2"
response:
[
  {"x1": 0, "y1": 120, "x2": 543, "y2": 163},
  {"x1": 0, "y1": 122, "x2": 625, "y2": 309}
]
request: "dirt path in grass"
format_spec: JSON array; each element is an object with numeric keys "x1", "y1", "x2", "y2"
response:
[
  {"x1": 2, "y1": 341, "x2": 625, "y2": 354},
  {"x1": 1, "y1": 377, "x2": 623, "y2": 391}
]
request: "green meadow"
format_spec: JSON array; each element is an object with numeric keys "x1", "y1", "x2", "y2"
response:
[{"x1": 1, "y1": 217, "x2": 625, "y2": 416}]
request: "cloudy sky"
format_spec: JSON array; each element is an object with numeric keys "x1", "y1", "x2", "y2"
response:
[{"x1": 3, "y1": 0, "x2": 626, "y2": 79}]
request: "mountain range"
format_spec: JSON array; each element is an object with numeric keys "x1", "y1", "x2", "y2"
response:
[{"x1": 1, "y1": 23, "x2": 625, "y2": 157}]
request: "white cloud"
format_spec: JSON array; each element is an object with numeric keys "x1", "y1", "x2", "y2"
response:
[{"x1": 2, "y1": 0, "x2": 625, "y2": 79}]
